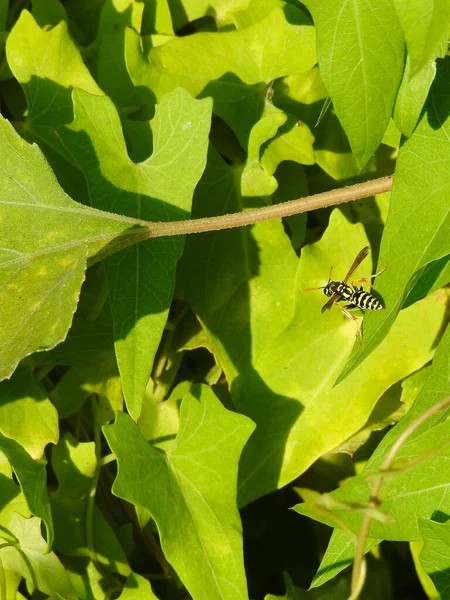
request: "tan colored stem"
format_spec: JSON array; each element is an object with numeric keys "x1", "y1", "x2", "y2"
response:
[
  {"x1": 351, "y1": 395, "x2": 450, "y2": 597},
  {"x1": 144, "y1": 176, "x2": 393, "y2": 238},
  {"x1": 90, "y1": 176, "x2": 393, "y2": 266}
]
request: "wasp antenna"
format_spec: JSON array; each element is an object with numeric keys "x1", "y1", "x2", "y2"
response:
[{"x1": 303, "y1": 286, "x2": 325, "y2": 292}]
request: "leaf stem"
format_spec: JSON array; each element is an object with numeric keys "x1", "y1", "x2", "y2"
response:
[
  {"x1": 350, "y1": 394, "x2": 450, "y2": 598},
  {"x1": 0, "y1": 557, "x2": 5, "y2": 600},
  {"x1": 141, "y1": 176, "x2": 393, "y2": 238},
  {"x1": 90, "y1": 176, "x2": 393, "y2": 266},
  {"x1": 86, "y1": 396, "x2": 101, "y2": 565},
  {"x1": 99, "y1": 452, "x2": 116, "y2": 467}
]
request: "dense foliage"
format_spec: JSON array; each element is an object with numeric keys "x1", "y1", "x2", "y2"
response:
[{"x1": 0, "y1": 1, "x2": 449, "y2": 599}]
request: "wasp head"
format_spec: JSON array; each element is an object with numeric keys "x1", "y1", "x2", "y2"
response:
[{"x1": 323, "y1": 281, "x2": 338, "y2": 297}]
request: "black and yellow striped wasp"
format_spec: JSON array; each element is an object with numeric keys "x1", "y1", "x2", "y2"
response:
[{"x1": 304, "y1": 246, "x2": 388, "y2": 343}]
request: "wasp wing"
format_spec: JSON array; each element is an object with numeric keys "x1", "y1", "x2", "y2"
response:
[
  {"x1": 321, "y1": 294, "x2": 339, "y2": 313},
  {"x1": 343, "y1": 246, "x2": 369, "y2": 284}
]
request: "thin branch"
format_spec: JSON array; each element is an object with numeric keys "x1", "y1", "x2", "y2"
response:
[
  {"x1": 143, "y1": 176, "x2": 393, "y2": 238},
  {"x1": 90, "y1": 176, "x2": 393, "y2": 266},
  {"x1": 350, "y1": 394, "x2": 450, "y2": 597}
]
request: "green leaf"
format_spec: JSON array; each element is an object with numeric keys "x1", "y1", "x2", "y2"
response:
[
  {"x1": 117, "y1": 572, "x2": 160, "y2": 600},
  {"x1": 310, "y1": 530, "x2": 379, "y2": 589},
  {"x1": 0, "y1": 514, "x2": 76, "y2": 599},
  {"x1": 32, "y1": 0, "x2": 68, "y2": 28},
  {"x1": 56, "y1": 86, "x2": 212, "y2": 419},
  {"x1": 131, "y1": 6, "x2": 316, "y2": 149},
  {"x1": 0, "y1": 365, "x2": 58, "y2": 459},
  {"x1": 39, "y1": 299, "x2": 122, "y2": 419},
  {"x1": 0, "y1": 451, "x2": 31, "y2": 529},
  {"x1": 240, "y1": 101, "x2": 286, "y2": 196},
  {"x1": 403, "y1": 254, "x2": 450, "y2": 309},
  {"x1": 7, "y1": 11, "x2": 101, "y2": 117},
  {"x1": 0, "y1": 112, "x2": 139, "y2": 381},
  {"x1": 298, "y1": 419, "x2": 450, "y2": 539},
  {"x1": 0, "y1": 433, "x2": 53, "y2": 550},
  {"x1": 95, "y1": 0, "x2": 146, "y2": 109},
  {"x1": 393, "y1": 54, "x2": 437, "y2": 138},
  {"x1": 260, "y1": 113, "x2": 315, "y2": 176},
  {"x1": 180, "y1": 162, "x2": 446, "y2": 504},
  {"x1": 63, "y1": 0, "x2": 103, "y2": 44},
  {"x1": 393, "y1": 0, "x2": 450, "y2": 76},
  {"x1": 1, "y1": 567, "x2": 22, "y2": 600},
  {"x1": 419, "y1": 518, "x2": 450, "y2": 597},
  {"x1": 141, "y1": 0, "x2": 173, "y2": 36},
  {"x1": 339, "y1": 57, "x2": 450, "y2": 382},
  {"x1": 7, "y1": 13, "x2": 212, "y2": 419},
  {"x1": 410, "y1": 540, "x2": 440, "y2": 600},
  {"x1": 303, "y1": 0, "x2": 404, "y2": 167},
  {"x1": 63, "y1": 559, "x2": 109, "y2": 600},
  {"x1": 170, "y1": 0, "x2": 248, "y2": 29},
  {"x1": 273, "y1": 68, "x2": 377, "y2": 180},
  {"x1": 103, "y1": 385, "x2": 255, "y2": 600},
  {"x1": 51, "y1": 434, "x2": 130, "y2": 575},
  {"x1": 302, "y1": 324, "x2": 450, "y2": 586},
  {"x1": 6, "y1": 10, "x2": 102, "y2": 203}
]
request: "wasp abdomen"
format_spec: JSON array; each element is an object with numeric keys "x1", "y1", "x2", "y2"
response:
[{"x1": 351, "y1": 289, "x2": 383, "y2": 310}]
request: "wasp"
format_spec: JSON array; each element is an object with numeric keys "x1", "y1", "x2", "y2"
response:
[{"x1": 304, "y1": 246, "x2": 387, "y2": 343}]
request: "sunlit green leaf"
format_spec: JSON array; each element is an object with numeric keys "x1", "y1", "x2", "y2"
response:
[
  {"x1": 0, "y1": 514, "x2": 76, "y2": 599},
  {"x1": 0, "y1": 434, "x2": 53, "y2": 550},
  {"x1": 393, "y1": 55, "x2": 436, "y2": 137},
  {"x1": 0, "y1": 451, "x2": 30, "y2": 529},
  {"x1": 304, "y1": 324, "x2": 450, "y2": 586},
  {"x1": 0, "y1": 112, "x2": 139, "y2": 381},
  {"x1": 393, "y1": 0, "x2": 450, "y2": 76},
  {"x1": 6, "y1": 10, "x2": 102, "y2": 202},
  {"x1": 339, "y1": 57, "x2": 450, "y2": 382},
  {"x1": 51, "y1": 434, "x2": 130, "y2": 575},
  {"x1": 130, "y1": 5, "x2": 316, "y2": 175},
  {"x1": 117, "y1": 572, "x2": 160, "y2": 600},
  {"x1": 419, "y1": 518, "x2": 450, "y2": 597},
  {"x1": 0, "y1": 365, "x2": 58, "y2": 459},
  {"x1": 303, "y1": 0, "x2": 404, "y2": 167},
  {"x1": 180, "y1": 159, "x2": 446, "y2": 504},
  {"x1": 104, "y1": 385, "x2": 254, "y2": 600},
  {"x1": 58, "y1": 87, "x2": 211, "y2": 418}
]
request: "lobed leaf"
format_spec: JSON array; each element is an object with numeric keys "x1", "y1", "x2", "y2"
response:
[
  {"x1": 103, "y1": 385, "x2": 255, "y2": 600},
  {"x1": 339, "y1": 56, "x2": 450, "y2": 382},
  {"x1": 8, "y1": 12, "x2": 213, "y2": 419},
  {"x1": 179, "y1": 157, "x2": 446, "y2": 505},
  {"x1": 393, "y1": 0, "x2": 450, "y2": 76},
  {"x1": 0, "y1": 112, "x2": 139, "y2": 381},
  {"x1": 419, "y1": 518, "x2": 450, "y2": 597},
  {"x1": 128, "y1": 5, "x2": 316, "y2": 187},
  {"x1": 117, "y1": 572, "x2": 160, "y2": 600},
  {"x1": 0, "y1": 433, "x2": 53, "y2": 550},
  {"x1": 59, "y1": 87, "x2": 212, "y2": 419},
  {"x1": 303, "y1": 323, "x2": 450, "y2": 587},
  {"x1": 0, "y1": 514, "x2": 76, "y2": 599},
  {"x1": 0, "y1": 365, "x2": 58, "y2": 459},
  {"x1": 51, "y1": 434, "x2": 130, "y2": 575},
  {"x1": 303, "y1": 0, "x2": 405, "y2": 167}
]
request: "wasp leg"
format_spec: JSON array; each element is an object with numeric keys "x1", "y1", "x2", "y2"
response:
[
  {"x1": 339, "y1": 305, "x2": 363, "y2": 345},
  {"x1": 351, "y1": 264, "x2": 388, "y2": 289}
]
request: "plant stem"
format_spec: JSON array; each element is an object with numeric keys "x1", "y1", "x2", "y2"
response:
[
  {"x1": 0, "y1": 557, "x2": 5, "y2": 600},
  {"x1": 350, "y1": 394, "x2": 450, "y2": 597},
  {"x1": 143, "y1": 176, "x2": 393, "y2": 238},
  {"x1": 86, "y1": 396, "x2": 101, "y2": 565},
  {"x1": 90, "y1": 176, "x2": 393, "y2": 266}
]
